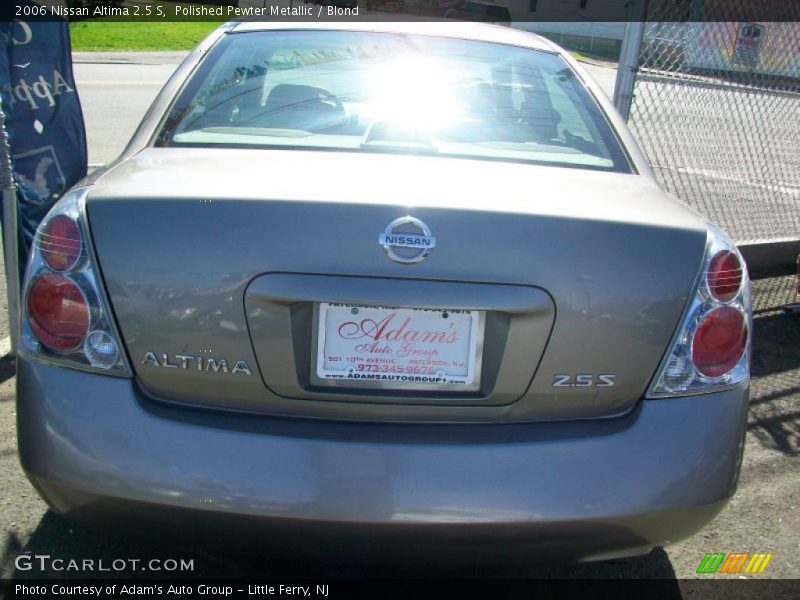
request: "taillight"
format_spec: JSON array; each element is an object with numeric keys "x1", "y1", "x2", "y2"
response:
[
  {"x1": 706, "y1": 250, "x2": 742, "y2": 303},
  {"x1": 39, "y1": 214, "x2": 82, "y2": 271},
  {"x1": 20, "y1": 189, "x2": 131, "y2": 376},
  {"x1": 27, "y1": 274, "x2": 89, "y2": 351},
  {"x1": 691, "y1": 307, "x2": 747, "y2": 378},
  {"x1": 648, "y1": 224, "x2": 751, "y2": 397}
]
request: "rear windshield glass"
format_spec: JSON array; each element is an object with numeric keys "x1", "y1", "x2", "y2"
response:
[{"x1": 157, "y1": 30, "x2": 630, "y2": 173}]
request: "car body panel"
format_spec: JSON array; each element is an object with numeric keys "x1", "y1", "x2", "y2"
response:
[
  {"x1": 16, "y1": 23, "x2": 749, "y2": 560},
  {"x1": 86, "y1": 148, "x2": 705, "y2": 422},
  {"x1": 17, "y1": 357, "x2": 747, "y2": 560}
]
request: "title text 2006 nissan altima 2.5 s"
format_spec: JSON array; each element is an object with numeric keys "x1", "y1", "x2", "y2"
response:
[{"x1": 17, "y1": 22, "x2": 751, "y2": 563}]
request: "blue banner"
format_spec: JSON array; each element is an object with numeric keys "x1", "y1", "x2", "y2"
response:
[{"x1": 0, "y1": 9, "x2": 87, "y2": 280}]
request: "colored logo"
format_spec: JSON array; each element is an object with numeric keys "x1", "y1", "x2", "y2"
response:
[{"x1": 696, "y1": 552, "x2": 773, "y2": 574}]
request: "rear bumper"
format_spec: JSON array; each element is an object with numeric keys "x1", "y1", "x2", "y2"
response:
[{"x1": 16, "y1": 357, "x2": 749, "y2": 562}]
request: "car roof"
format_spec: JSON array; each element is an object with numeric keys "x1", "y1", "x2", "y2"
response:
[{"x1": 230, "y1": 21, "x2": 557, "y2": 53}]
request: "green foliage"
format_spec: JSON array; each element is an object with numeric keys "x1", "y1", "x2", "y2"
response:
[{"x1": 70, "y1": 21, "x2": 219, "y2": 51}]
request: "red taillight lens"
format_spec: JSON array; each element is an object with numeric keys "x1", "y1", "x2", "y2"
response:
[
  {"x1": 40, "y1": 215, "x2": 82, "y2": 271},
  {"x1": 692, "y1": 307, "x2": 747, "y2": 378},
  {"x1": 27, "y1": 273, "x2": 90, "y2": 352},
  {"x1": 707, "y1": 250, "x2": 742, "y2": 302}
]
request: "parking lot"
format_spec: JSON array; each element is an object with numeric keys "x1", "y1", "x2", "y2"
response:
[
  {"x1": 0, "y1": 52, "x2": 798, "y2": 585},
  {"x1": 630, "y1": 74, "x2": 800, "y2": 247}
]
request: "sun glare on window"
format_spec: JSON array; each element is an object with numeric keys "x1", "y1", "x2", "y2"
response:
[{"x1": 365, "y1": 54, "x2": 464, "y2": 135}]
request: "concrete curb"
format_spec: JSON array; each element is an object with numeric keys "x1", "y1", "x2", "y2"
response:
[
  {"x1": 72, "y1": 51, "x2": 190, "y2": 65},
  {"x1": 574, "y1": 55, "x2": 619, "y2": 69}
]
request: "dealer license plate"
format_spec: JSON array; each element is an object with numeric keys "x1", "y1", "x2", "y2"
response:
[{"x1": 315, "y1": 303, "x2": 483, "y2": 390}]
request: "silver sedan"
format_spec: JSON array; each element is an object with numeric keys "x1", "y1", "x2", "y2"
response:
[{"x1": 16, "y1": 22, "x2": 751, "y2": 563}]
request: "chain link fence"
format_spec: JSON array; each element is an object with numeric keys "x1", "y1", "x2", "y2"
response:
[{"x1": 626, "y1": 2, "x2": 800, "y2": 312}]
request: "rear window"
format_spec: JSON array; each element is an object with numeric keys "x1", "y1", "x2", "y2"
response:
[{"x1": 157, "y1": 30, "x2": 631, "y2": 173}]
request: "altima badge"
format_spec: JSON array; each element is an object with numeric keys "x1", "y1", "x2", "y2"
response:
[
  {"x1": 141, "y1": 352, "x2": 252, "y2": 376},
  {"x1": 379, "y1": 216, "x2": 436, "y2": 264}
]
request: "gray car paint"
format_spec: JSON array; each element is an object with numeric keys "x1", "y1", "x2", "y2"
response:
[
  {"x1": 17, "y1": 357, "x2": 748, "y2": 560},
  {"x1": 85, "y1": 148, "x2": 706, "y2": 422},
  {"x1": 16, "y1": 23, "x2": 748, "y2": 558},
  {"x1": 79, "y1": 23, "x2": 705, "y2": 422}
]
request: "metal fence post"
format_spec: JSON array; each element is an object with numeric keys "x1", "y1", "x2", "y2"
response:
[
  {"x1": 613, "y1": 1, "x2": 648, "y2": 120},
  {"x1": 0, "y1": 95, "x2": 20, "y2": 355}
]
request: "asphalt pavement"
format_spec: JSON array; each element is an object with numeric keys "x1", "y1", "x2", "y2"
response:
[
  {"x1": 628, "y1": 75, "x2": 800, "y2": 246},
  {"x1": 0, "y1": 52, "x2": 797, "y2": 588},
  {"x1": 72, "y1": 52, "x2": 187, "y2": 168}
]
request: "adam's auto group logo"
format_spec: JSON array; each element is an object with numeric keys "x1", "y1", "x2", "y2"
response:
[{"x1": 696, "y1": 552, "x2": 773, "y2": 574}]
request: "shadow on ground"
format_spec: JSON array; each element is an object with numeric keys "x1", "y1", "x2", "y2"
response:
[
  {"x1": 1, "y1": 510, "x2": 680, "y2": 582},
  {"x1": 0, "y1": 356, "x2": 16, "y2": 389},
  {"x1": 748, "y1": 312, "x2": 800, "y2": 456}
]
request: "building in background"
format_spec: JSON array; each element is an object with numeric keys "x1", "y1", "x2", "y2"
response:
[{"x1": 510, "y1": 0, "x2": 629, "y2": 58}]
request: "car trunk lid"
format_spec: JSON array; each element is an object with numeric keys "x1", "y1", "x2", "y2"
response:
[{"x1": 87, "y1": 148, "x2": 706, "y2": 422}]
